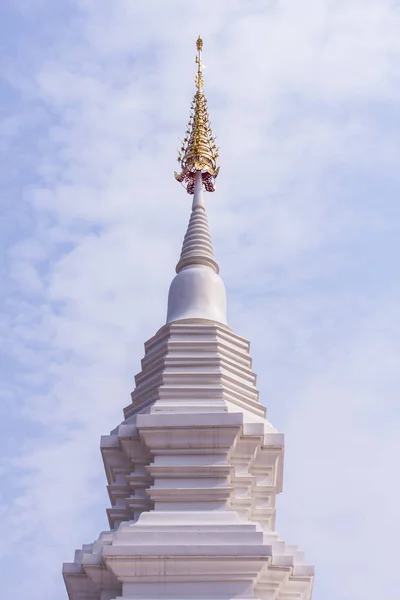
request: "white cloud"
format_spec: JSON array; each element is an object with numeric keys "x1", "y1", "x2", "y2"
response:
[{"x1": 1, "y1": 1, "x2": 400, "y2": 599}]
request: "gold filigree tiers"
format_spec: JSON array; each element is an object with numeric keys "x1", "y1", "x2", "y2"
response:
[{"x1": 174, "y1": 37, "x2": 220, "y2": 195}]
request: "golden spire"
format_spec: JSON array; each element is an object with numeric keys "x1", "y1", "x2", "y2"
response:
[{"x1": 174, "y1": 36, "x2": 220, "y2": 194}]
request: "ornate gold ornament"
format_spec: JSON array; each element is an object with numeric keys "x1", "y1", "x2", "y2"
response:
[{"x1": 174, "y1": 36, "x2": 220, "y2": 194}]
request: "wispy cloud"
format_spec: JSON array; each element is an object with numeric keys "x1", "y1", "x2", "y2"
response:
[{"x1": 1, "y1": 1, "x2": 400, "y2": 599}]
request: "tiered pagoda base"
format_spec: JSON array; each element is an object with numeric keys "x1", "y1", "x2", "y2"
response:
[{"x1": 63, "y1": 321, "x2": 314, "y2": 600}]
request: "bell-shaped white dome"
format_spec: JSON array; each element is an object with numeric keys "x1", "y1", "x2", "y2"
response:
[{"x1": 167, "y1": 265, "x2": 227, "y2": 324}]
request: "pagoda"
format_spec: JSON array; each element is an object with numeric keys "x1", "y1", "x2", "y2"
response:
[{"x1": 63, "y1": 37, "x2": 314, "y2": 600}]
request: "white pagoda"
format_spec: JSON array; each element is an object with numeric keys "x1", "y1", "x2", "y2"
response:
[{"x1": 63, "y1": 37, "x2": 314, "y2": 600}]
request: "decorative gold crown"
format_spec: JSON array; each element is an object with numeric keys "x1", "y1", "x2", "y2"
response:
[{"x1": 174, "y1": 36, "x2": 220, "y2": 194}]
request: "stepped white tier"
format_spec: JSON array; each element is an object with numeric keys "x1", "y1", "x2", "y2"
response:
[{"x1": 63, "y1": 174, "x2": 314, "y2": 600}]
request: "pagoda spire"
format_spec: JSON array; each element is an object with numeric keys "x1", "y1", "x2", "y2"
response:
[
  {"x1": 167, "y1": 37, "x2": 226, "y2": 325},
  {"x1": 174, "y1": 36, "x2": 220, "y2": 194},
  {"x1": 63, "y1": 38, "x2": 315, "y2": 600}
]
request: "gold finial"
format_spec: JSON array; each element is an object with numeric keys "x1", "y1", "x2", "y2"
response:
[{"x1": 174, "y1": 37, "x2": 220, "y2": 194}]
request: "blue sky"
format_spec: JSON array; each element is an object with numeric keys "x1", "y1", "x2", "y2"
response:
[{"x1": 1, "y1": 1, "x2": 400, "y2": 599}]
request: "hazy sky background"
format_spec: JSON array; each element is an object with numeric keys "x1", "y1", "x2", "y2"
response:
[{"x1": 1, "y1": 1, "x2": 400, "y2": 599}]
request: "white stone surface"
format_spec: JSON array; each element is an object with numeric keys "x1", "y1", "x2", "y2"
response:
[{"x1": 63, "y1": 180, "x2": 314, "y2": 600}]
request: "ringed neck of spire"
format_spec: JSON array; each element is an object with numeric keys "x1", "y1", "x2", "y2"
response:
[{"x1": 175, "y1": 172, "x2": 219, "y2": 275}]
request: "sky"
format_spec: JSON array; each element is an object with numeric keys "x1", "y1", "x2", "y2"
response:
[{"x1": 0, "y1": 1, "x2": 399, "y2": 599}]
